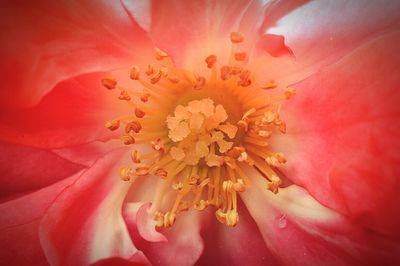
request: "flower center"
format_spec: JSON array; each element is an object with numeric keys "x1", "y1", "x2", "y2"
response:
[{"x1": 102, "y1": 32, "x2": 295, "y2": 227}]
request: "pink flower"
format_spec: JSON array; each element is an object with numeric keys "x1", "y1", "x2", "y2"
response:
[{"x1": 1, "y1": 1, "x2": 400, "y2": 265}]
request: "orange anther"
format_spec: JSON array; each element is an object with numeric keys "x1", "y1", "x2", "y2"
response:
[
  {"x1": 155, "y1": 48, "x2": 168, "y2": 60},
  {"x1": 284, "y1": 87, "x2": 296, "y2": 99},
  {"x1": 262, "y1": 80, "x2": 278, "y2": 90},
  {"x1": 160, "y1": 66, "x2": 169, "y2": 77},
  {"x1": 131, "y1": 149, "x2": 141, "y2": 163},
  {"x1": 140, "y1": 92, "x2": 151, "y2": 103},
  {"x1": 145, "y1": 64, "x2": 155, "y2": 76},
  {"x1": 120, "y1": 166, "x2": 134, "y2": 181},
  {"x1": 230, "y1": 32, "x2": 245, "y2": 43},
  {"x1": 120, "y1": 134, "x2": 135, "y2": 145},
  {"x1": 104, "y1": 120, "x2": 120, "y2": 131},
  {"x1": 135, "y1": 164, "x2": 150, "y2": 176},
  {"x1": 231, "y1": 66, "x2": 242, "y2": 75},
  {"x1": 118, "y1": 90, "x2": 131, "y2": 101},
  {"x1": 150, "y1": 71, "x2": 162, "y2": 84},
  {"x1": 234, "y1": 50, "x2": 246, "y2": 61},
  {"x1": 154, "y1": 168, "x2": 168, "y2": 179},
  {"x1": 135, "y1": 107, "x2": 145, "y2": 118},
  {"x1": 101, "y1": 77, "x2": 117, "y2": 90},
  {"x1": 220, "y1": 65, "x2": 232, "y2": 80},
  {"x1": 125, "y1": 121, "x2": 142, "y2": 133},
  {"x1": 205, "y1": 54, "x2": 217, "y2": 68},
  {"x1": 168, "y1": 75, "x2": 180, "y2": 84},
  {"x1": 130, "y1": 65, "x2": 140, "y2": 80}
]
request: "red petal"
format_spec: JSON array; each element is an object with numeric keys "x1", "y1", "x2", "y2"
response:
[
  {"x1": 0, "y1": 141, "x2": 84, "y2": 200},
  {"x1": 0, "y1": 72, "x2": 129, "y2": 148},
  {"x1": 265, "y1": 0, "x2": 400, "y2": 73},
  {"x1": 124, "y1": 205, "x2": 206, "y2": 266},
  {"x1": 0, "y1": 0, "x2": 152, "y2": 109},
  {"x1": 241, "y1": 167, "x2": 400, "y2": 265},
  {"x1": 197, "y1": 201, "x2": 279, "y2": 266},
  {"x1": 0, "y1": 170, "x2": 82, "y2": 265},
  {"x1": 277, "y1": 31, "x2": 400, "y2": 237},
  {"x1": 39, "y1": 148, "x2": 147, "y2": 265}
]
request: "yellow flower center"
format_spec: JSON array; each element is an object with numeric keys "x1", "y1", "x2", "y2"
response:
[{"x1": 102, "y1": 32, "x2": 295, "y2": 228}]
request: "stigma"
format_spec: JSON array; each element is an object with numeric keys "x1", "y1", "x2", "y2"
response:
[{"x1": 102, "y1": 32, "x2": 295, "y2": 228}]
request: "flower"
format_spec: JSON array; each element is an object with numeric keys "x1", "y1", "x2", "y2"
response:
[{"x1": 0, "y1": 1, "x2": 400, "y2": 266}]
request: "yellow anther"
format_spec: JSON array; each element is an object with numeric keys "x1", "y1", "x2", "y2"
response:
[
  {"x1": 135, "y1": 164, "x2": 150, "y2": 176},
  {"x1": 258, "y1": 130, "x2": 272, "y2": 138},
  {"x1": 230, "y1": 32, "x2": 245, "y2": 43},
  {"x1": 262, "y1": 80, "x2": 278, "y2": 90},
  {"x1": 145, "y1": 64, "x2": 155, "y2": 76},
  {"x1": 140, "y1": 92, "x2": 151, "y2": 103},
  {"x1": 105, "y1": 119, "x2": 120, "y2": 131},
  {"x1": 151, "y1": 138, "x2": 165, "y2": 154},
  {"x1": 118, "y1": 90, "x2": 131, "y2": 101},
  {"x1": 234, "y1": 50, "x2": 246, "y2": 61},
  {"x1": 150, "y1": 71, "x2": 162, "y2": 84},
  {"x1": 155, "y1": 48, "x2": 168, "y2": 60},
  {"x1": 237, "y1": 152, "x2": 248, "y2": 162},
  {"x1": 172, "y1": 182, "x2": 184, "y2": 190},
  {"x1": 193, "y1": 75, "x2": 206, "y2": 90},
  {"x1": 194, "y1": 199, "x2": 208, "y2": 211},
  {"x1": 130, "y1": 149, "x2": 141, "y2": 163},
  {"x1": 163, "y1": 212, "x2": 176, "y2": 228},
  {"x1": 220, "y1": 65, "x2": 232, "y2": 80},
  {"x1": 285, "y1": 87, "x2": 296, "y2": 99},
  {"x1": 101, "y1": 77, "x2": 117, "y2": 90},
  {"x1": 233, "y1": 179, "x2": 246, "y2": 192},
  {"x1": 205, "y1": 54, "x2": 217, "y2": 68},
  {"x1": 119, "y1": 166, "x2": 134, "y2": 181},
  {"x1": 262, "y1": 111, "x2": 276, "y2": 124},
  {"x1": 135, "y1": 107, "x2": 145, "y2": 118},
  {"x1": 125, "y1": 121, "x2": 142, "y2": 133},
  {"x1": 226, "y1": 210, "x2": 239, "y2": 227},
  {"x1": 130, "y1": 65, "x2": 140, "y2": 80},
  {"x1": 267, "y1": 174, "x2": 282, "y2": 194},
  {"x1": 154, "y1": 212, "x2": 164, "y2": 228},
  {"x1": 237, "y1": 118, "x2": 249, "y2": 132},
  {"x1": 189, "y1": 175, "x2": 200, "y2": 185},
  {"x1": 120, "y1": 134, "x2": 135, "y2": 145},
  {"x1": 275, "y1": 152, "x2": 287, "y2": 164}
]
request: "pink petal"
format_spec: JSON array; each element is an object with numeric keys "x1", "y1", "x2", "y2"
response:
[
  {"x1": 0, "y1": 141, "x2": 84, "y2": 200},
  {"x1": 39, "y1": 148, "x2": 147, "y2": 265},
  {"x1": 276, "y1": 31, "x2": 400, "y2": 237},
  {"x1": 241, "y1": 167, "x2": 400, "y2": 265},
  {"x1": 0, "y1": 0, "x2": 152, "y2": 109},
  {"x1": 265, "y1": 0, "x2": 400, "y2": 75},
  {"x1": 0, "y1": 170, "x2": 82, "y2": 265},
  {"x1": 125, "y1": 205, "x2": 206, "y2": 266},
  {"x1": 197, "y1": 201, "x2": 279, "y2": 266},
  {"x1": 0, "y1": 72, "x2": 129, "y2": 149}
]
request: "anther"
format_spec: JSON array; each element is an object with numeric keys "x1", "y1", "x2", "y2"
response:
[
  {"x1": 101, "y1": 77, "x2": 117, "y2": 90},
  {"x1": 118, "y1": 90, "x2": 131, "y2": 101},
  {"x1": 163, "y1": 212, "x2": 176, "y2": 227},
  {"x1": 262, "y1": 80, "x2": 278, "y2": 90},
  {"x1": 145, "y1": 64, "x2": 155, "y2": 76},
  {"x1": 220, "y1": 65, "x2": 232, "y2": 80},
  {"x1": 125, "y1": 121, "x2": 142, "y2": 133},
  {"x1": 120, "y1": 134, "x2": 135, "y2": 145},
  {"x1": 135, "y1": 107, "x2": 145, "y2": 118},
  {"x1": 150, "y1": 71, "x2": 162, "y2": 84},
  {"x1": 105, "y1": 119, "x2": 120, "y2": 131},
  {"x1": 140, "y1": 92, "x2": 151, "y2": 102},
  {"x1": 154, "y1": 168, "x2": 168, "y2": 179},
  {"x1": 230, "y1": 32, "x2": 245, "y2": 43},
  {"x1": 233, "y1": 179, "x2": 246, "y2": 192},
  {"x1": 119, "y1": 166, "x2": 134, "y2": 181},
  {"x1": 234, "y1": 50, "x2": 246, "y2": 61},
  {"x1": 258, "y1": 130, "x2": 272, "y2": 138},
  {"x1": 130, "y1": 65, "x2": 140, "y2": 80},
  {"x1": 155, "y1": 48, "x2": 168, "y2": 61},
  {"x1": 131, "y1": 149, "x2": 141, "y2": 163},
  {"x1": 151, "y1": 139, "x2": 165, "y2": 154},
  {"x1": 135, "y1": 164, "x2": 150, "y2": 176},
  {"x1": 285, "y1": 87, "x2": 296, "y2": 99},
  {"x1": 205, "y1": 54, "x2": 217, "y2": 68},
  {"x1": 172, "y1": 182, "x2": 184, "y2": 190},
  {"x1": 168, "y1": 75, "x2": 180, "y2": 83}
]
